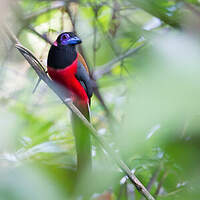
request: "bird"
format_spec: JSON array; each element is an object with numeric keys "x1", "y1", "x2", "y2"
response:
[{"x1": 47, "y1": 32, "x2": 93, "y2": 174}]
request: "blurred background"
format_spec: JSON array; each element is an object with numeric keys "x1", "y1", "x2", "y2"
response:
[{"x1": 1, "y1": 0, "x2": 200, "y2": 199}]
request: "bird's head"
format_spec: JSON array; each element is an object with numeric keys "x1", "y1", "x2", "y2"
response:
[{"x1": 54, "y1": 32, "x2": 82, "y2": 46}]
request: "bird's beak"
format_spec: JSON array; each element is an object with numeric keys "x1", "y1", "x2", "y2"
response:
[{"x1": 67, "y1": 36, "x2": 82, "y2": 45}]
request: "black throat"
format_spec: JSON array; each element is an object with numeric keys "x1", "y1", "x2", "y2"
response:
[{"x1": 47, "y1": 45, "x2": 77, "y2": 69}]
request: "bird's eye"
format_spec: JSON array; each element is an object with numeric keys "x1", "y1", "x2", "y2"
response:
[{"x1": 61, "y1": 34, "x2": 69, "y2": 40}]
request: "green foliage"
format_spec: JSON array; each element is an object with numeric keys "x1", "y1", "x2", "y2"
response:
[{"x1": 1, "y1": 0, "x2": 200, "y2": 199}]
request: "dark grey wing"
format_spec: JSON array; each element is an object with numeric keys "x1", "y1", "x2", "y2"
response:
[{"x1": 76, "y1": 61, "x2": 93, "y2": 99}]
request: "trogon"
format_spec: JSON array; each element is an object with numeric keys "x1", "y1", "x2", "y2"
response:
[{"x1": 47, "y1": 32, "x2": 93, "y2": 173}]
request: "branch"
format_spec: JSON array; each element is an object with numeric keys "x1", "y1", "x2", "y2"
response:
[
  {"x1": 28, "y1": 25, "x2": 53, "y2": 45},
  {"x1": 159, "y1": 188, "x2": 183, "y2": 197},
  {"x1": 154, "y1": 170, "x2": 168, "y2": 197},
  {"x1": 24, "y1": 1, "x2": 66, "y2": 20},
  {"x1": 146, "y1": 169, "x2": 160, "y2": 191},
  {"x1": 93, "y1": 43, "x2": 145, "y2": 80},
  {"x1": 6, "y1": 27, "x2": 155, "y2": 200},
  {"x1": 140, "y1": 168, "x2": 160, "y2": 200}
]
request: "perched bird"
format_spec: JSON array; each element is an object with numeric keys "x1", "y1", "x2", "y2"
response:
[{"x1": 47, "y1": 32, "x2": 93, "y2": 173}]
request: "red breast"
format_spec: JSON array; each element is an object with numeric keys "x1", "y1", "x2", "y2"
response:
[{"x1": 47, "y1": 56, "x2": 89, "y2": 104}]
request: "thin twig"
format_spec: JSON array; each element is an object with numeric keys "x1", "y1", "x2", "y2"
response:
[
  {"x1": 159, "y1": 188, "x2": 183, "y2": 197},
  {"x1": 93, "y1": 43, "x2": 145, "y2": 80},
  {"x1": 6, "y1": 27, "x2": 155, "y2": 200},
  {"x1": 140, "y1": 168, "x2": 160, "y2": 200},
  {"x1": 32, "y1": 77, "x2": 42, "y2": 93},
  {"x1": 28, "y1": 25, "x2": 53, "y2": 45},
  {"x1": 96, "y1": 19, "x2": 119, "y2": 57},
  {"x1": 24, "y1": 1, "x2": 66, "y2": 20},
  {"x1": 155, "y1": 170, "x2": 168, "y2": 197},
  {"x1": 146, "y1": 169, "x2": 160, "y2": 191}
]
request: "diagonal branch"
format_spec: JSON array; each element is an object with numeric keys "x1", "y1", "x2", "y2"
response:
[
  {"x1": 140, "y1": 167, "x2": 160, "y2": 200},
  {"x1": 28, "y1": 25, "x2": 53, "y2": 45},
  {"x1": 154, "y1": 170, "x2": 168, "y2": 197},
  {"x1": 93, "y1": 43, "x2": 145, "y2": 80},
  {"x1": 6, "y1": 27, "x2": 155, "y2": 200},
  {"x1": 24, "y1": 1, "x2": 66, "y2": 20}
]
